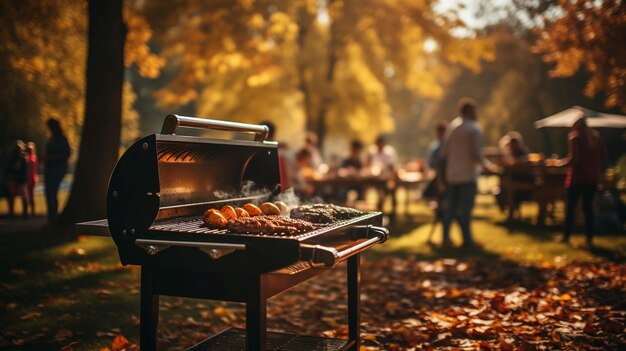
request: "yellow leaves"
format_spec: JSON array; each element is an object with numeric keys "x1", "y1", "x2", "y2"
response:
[
  {"x1": 532, "y1": 0, "x2": 626, "y2": 111},
  {"x1": 247, "y1": 72, "x2": 272, "y2": 87},
  {"x1": 326, "y1": 42, "x2": 394, "y2": 142},
  {"x1": 222, "y1": 37, "x2": 237, "y2": 52},
  {"x1": 248, "y1": 14, "x2": 265, "y2": 30},
  {"x1": 2, "y1": 0, "x2": 86, "y2": 159},
  {"x1": 267, "y1": 12, "x2": 299, "y2": 44},
  {"x1": 154, "y1": 87, "x2": 198, "y2": 109},
  {"x1": 559, "y1": 293, "x2": 573, "y2": 301},
  {"x1": 214, "y1": 306, "x2": 237, "y2": 323},
  {"x1": 547, "y1": 48, "x2": 584, "y2": 77},
  {"x1": 239, "y1": 0, "x2": 255, "y2": 10},
  {"x1": 124, "y1": 9, "x2": 165, "y2": 78}
]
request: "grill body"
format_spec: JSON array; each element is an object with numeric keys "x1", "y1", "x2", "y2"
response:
[
  {"x1": 77, "y1": 116, "x2": 389, "y2": 351},
  {"x1": 107, "y1": 132, "x2": 281, "y2": 270}
]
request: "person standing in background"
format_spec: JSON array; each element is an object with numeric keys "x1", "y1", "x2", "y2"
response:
[
  {"x1": 425, "y1": 121, "x2": 447, "y2": 172},
  {"x1": 440, "y1": 98, "x2": 495, "y2": 248},
  {"x1": 3, "y1": 141, "x2": 28, "y2": 218},
  {"x1": 25, "y1": 142, "x2": 38, "y2": 217},
  {"x1": 422, "y1": 121, "x2": 448, "y2": 239},
  {"x1": 342, "y1": 140, "x2": 364, "y2": 171},
  {"x1": 339, "y1": 140, "x2": 365, "y2": 202},
  {"x1": 261, "y1": 120, "x2": 310, "y2": 197},
  {"x1": 367, "y1": 135, "x2": 399, "y2": 212},
  {"x1": 44, "y1": 118, "x2": 70, "y2": 223},
  {"x1": 558, "y1": 117, "x2": 606, "y2": 246}
]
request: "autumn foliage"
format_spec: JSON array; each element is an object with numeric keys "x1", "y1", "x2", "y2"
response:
[
  {"x1": 532, "y1": 0, "x2": 626, "y2": 112},
  {"x1": 87, "y1": 258, "x2": 626, "y2": 350}
]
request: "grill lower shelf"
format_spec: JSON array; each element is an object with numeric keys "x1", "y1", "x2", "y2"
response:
[{"x1": 187, "y1": 328, "x2": 352, "y2": 351}]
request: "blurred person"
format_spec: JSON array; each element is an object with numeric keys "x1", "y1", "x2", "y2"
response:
[
  {"x1": 25, "y1": 142, "x2": 39, "y2": 216},
  {"x1": 342, "y1": 140, "x2": 364, "y2": 171},
  {"x1": 425, "y1": 121, "x2": 447, "y2": 172},
  {"x1": 339, "y1": 140, "x2": 365, "y2": 202},
  {"x1": 262, "y1": 120, "x2": 310, "y2": 197},
  {"x1": 367, "y1": 135, "x2": 398, "y2": 177},
  {"x1": 440, "y1": 98, "x2": 496, "y2": 248},
  {"x1": 557, "y1": 117, "x2": 606, "y2": 246},
  {"x1": 497, "y1": 132, "x2": 532, "y2": 220},
  {"x1": 44, "y1": 118, "x2": 71, "y2": 223},
  {"x1": 3, "y1": 141, "x2": 28, "y2": 218},
  {"x1": 367, "y1": 135, "x2": 398, "y2": 212},
  {"x1": 296, "y1": 148, "x2": 315, "y2": 179},
  {"x1": 423, "y1": 121, "x2": 448, "y2": 240},
  {"x1": 303, "y1": 131, "x2": 323, "y2": 170},
  {"x1": 504, "y1": 131, "x2": 529, "y2": 164}
]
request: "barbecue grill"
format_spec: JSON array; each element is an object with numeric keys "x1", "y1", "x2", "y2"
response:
[{"x1": 77, "y1": 115, "x2": 389, "y2": 351}]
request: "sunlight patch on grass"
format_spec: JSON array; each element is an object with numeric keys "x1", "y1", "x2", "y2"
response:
[
  {"x1": 373, "y1": 192, "x2": 626, "y2": 263},
  {"x1": 41, "y1": 236, "x2": 119, "y2": 263},
  {"x1": 375, "y1": 218, "x2": 626, "y2": 263}
]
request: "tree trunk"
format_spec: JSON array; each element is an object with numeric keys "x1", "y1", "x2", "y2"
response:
[
  {"x1": 60, "y1": 0, "x2": 126, "y2": 224},
  {"x1": 314, "y1": 0, "x2": 340, "y2": 148},
  {"x1": 297, "y1": 6, "x2": 315, "y2": 133}
]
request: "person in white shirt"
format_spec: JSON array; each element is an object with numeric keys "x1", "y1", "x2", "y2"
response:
[
  {"x1": 440, "y1": 98, "x2": 495, "y2": 248},
  {"x1": 367, "y1": 135, "x2": 398, "y2": 177},
  {"x1": 367, "y1": 135, "x2": 398, "y2": 212}
]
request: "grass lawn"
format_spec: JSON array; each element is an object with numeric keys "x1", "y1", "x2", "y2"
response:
[
  {"x1": 0, "y1": 189, "x2": 624, "y2": 350},
  {"x1": 380, "y1": 192, "x2": 626, "y2": 263}
]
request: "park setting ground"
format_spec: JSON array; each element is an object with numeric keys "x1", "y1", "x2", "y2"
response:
[
  {"x1": 1, "y1": 191, "x2": 625, "y2": 350},
  {"x1": 2, "y1": 1, "x2": 626, "y2": 350}
]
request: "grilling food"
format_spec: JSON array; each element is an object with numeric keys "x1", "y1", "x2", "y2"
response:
[
  {"x1": 220, "y1": 205, "x2": 238, "y2": 220},
  {"x1": 274, "y1": 201, "x2": 290, "y2": 214},
  {"x1": 203, "y1": 209, "x2": 228, "y2": 227},
  {"x1": 227, "y1": 215, "x2": 316, "y2": 235},
  {"x1": 260, "y1": 202, "x2": 281, "y2": 215},
  {"x1": 202, "y1": 201, "x2": 287, "y2": 229},
  {"x1": 290, "y1": 204, "x2": 363, "y2": 223},
  {"x1": 243, "y1": 203, "x2": 263, "y2": 216},
  {"x1": 234, "y1": 207, "x2": 249, "y2": 217}
]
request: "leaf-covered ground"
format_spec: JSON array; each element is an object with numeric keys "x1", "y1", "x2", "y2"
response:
[{"x1": 1, "y1": 194, "x2": 625, "y2": 350}]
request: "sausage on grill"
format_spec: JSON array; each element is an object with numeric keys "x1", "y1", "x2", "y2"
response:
[{"x1": 227, "y1": 215, "x2": 315, "y2": 235}]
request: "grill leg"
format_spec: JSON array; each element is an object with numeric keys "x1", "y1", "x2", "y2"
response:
[
  {"x1": 140, "y1": 267, "x2": 159, "y2": 350},
  {"x1": 348, "y1": 254, "x2": 360, "y2": 351},
  {"x1": 246, "y1": 276, "x2": 266, "y2": 351}
]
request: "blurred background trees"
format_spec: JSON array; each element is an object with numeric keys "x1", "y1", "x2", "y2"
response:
[{"x1": 1, "y1": 0, "x2": 624, "y2": 219}]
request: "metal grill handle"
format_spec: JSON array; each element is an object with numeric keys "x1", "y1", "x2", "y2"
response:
[
  {"x1": 301, "y1": 225, "x2": 389, "y2": 268},
  {"x1": 161, "y1": 114, "x2": 270, "y2": 141}
]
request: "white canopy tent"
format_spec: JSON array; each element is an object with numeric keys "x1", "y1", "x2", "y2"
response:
[{"x1": 534, "y1": 106, "x2": 626, "y2": 129}]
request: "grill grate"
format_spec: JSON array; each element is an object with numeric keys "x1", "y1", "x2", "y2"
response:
[
  {"x1": 150, "y1": 217, "x2": 229, "y2": 235},
  {"x1": 187, "y1": 328, "x2": 350, "y2": 351},
  {"x1": 149, "y1": 212, "x2": 379, "y2": 240}
]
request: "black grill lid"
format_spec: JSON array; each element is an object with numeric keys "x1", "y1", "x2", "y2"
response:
[{"x1": 106, "y1": 116, "x2": 280, "y2": 248}]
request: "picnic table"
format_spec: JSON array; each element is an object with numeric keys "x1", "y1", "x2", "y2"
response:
[
  {"x1": 498, "y1": 161, "x2": 568, "y2": 224},
  {"x1": 306, "y1": 168, "x2": 430, "y2": 214}
]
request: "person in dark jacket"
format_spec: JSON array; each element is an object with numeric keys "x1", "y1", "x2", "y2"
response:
[
  {"x1": 44, "y1": 118, "x2": 71, "y2": 223},
  {"x1": 558, "y1": 117, "x2": 606, "y2": 246},
  {"x1": 4, "y1": 141, "x2": 28, "y2": 218}
]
